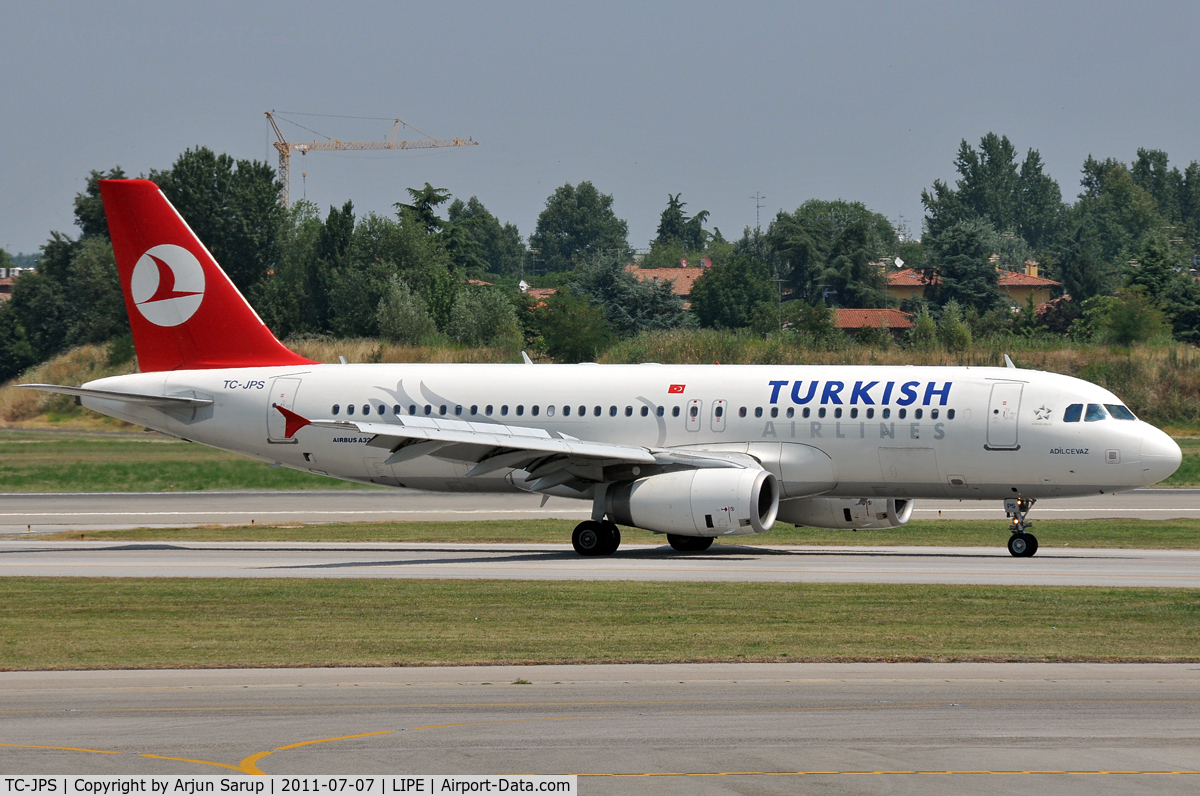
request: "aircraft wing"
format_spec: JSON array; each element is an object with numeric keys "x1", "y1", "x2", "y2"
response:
[
  {"x1": 19, "y1": 383, "x2": 214, "y2": 407},
  {"x1": 280, "y1": 407, "x2": 752, "y2": 491}
]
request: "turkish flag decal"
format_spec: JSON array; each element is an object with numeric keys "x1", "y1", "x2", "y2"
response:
[{"x1": 668, "y1": 384, "x2": 686, "y2": 394}]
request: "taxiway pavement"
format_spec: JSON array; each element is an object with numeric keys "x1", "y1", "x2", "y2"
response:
[
  {"x1": 1, "y1": 487, "x2": 1197, "y2": 534},
  {"x1": 2, "y1": 540, "x2": 1198, "y2": 587},
  {"x1": 2, "y1": 663, "x2": 1198, "y2": 795}
]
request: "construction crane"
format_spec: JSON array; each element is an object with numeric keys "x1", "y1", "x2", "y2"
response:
[{"x1": 265, "y1": 111, "x2": 479, "y2": 208}]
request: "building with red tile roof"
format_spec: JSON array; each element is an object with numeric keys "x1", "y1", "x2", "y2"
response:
[
  {"x1": 887, "y1": 261, "x2": 1060, "y2": 306},
  {"x1": 832, "y1": 308, "x2": 914, "y2": 335},
  {"x1": 625, "y1": 265, "x2": 705, "y2": 299}
]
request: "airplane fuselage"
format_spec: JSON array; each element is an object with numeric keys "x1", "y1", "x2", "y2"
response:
[{"x1": 80, "y1": 362, "x2": 1180, "y2": 503}]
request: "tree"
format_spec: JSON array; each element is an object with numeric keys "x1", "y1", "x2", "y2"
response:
[
  {"x1": 446, "y1": 197, "x2": 525, "y2": 275},
  {"x1": 377, "y1": 276, "x2": 438, "y2": 344},
  {"x1": 689, "y1": 255, "x2": 775, "y2": 329},
  {"x1": 528, "y1": 290, "x2": 616, "y2": 362},
  {"x1": 921, "y1": 218, "x2": 1003, "y2": 314},
  {"x1": 396, "y1": 183, "x2": 452, "y2": 234},
  {"x1": 937, "y1": 300, "x2": 972, "y2": 351},
  {"x1": 654, "y1": 194, "x2": 709, "y2": 251},
  {"x1": 529, "y1": 182, "x2": 629, "y2": 272},
  {"x1": 922, "y1": 133, "x2": 1064, "y2": 251},
  {"x1": 448, "y1": 288, "x2": 522, "y2": 348},
  {"x1": 149, "y1": 148, "x2": 283, "y2": 293},
  {"x1": 73, "y1": 167, "x2": 127, "y2": 238},
  {"x1": 570, "y1": 255, "x2": 688, "y2": 335}
]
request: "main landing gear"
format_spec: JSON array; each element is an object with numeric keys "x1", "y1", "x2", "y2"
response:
[
  {"x1": 1005, "y1": 497, "x2": 1039, "y2": 557},
  {"x1": 572, "y1": 520, "x2": 621, "y2": 556},
  {"x1": 667, "y1": 534, "x2": 714, "y2": 552}
]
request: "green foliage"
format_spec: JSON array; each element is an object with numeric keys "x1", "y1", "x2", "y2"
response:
[
  {"x1": 654, "y1": 194, "x2": 710, "y2": 250},
  {"x1": 529, "y1": 181, "x2": 629, "y2": 272},
  {"x1": 448, "y1": 288, "x2": 522, "y2": 349},
  {"x1": 73, "y1": 168, "x2": 127, "y2": 238},
  {"x1": 921, "y1": 218, "x2": 1003, "y2": 314},
  {"x1": 767, "y1": 199, "x2": 896, "y2": 307},
  {"x1": 149, "y1": 148, "x2": 282, "y2": 293},
  {"x1": 447, "y1": 197, "x2": 525, "y2": 275},
  {"x1": 376, "y1": 276, "x2": 438, "y2": 344},
  {"x1": 528, "y1": 290, "x2": 616, "y2": 362},
  {"x1": 906, "y1": 311, "x2": 938, "y2": 349},
  {"x1": 571, "y1": 255, "x2": 688, "y2": 335},
  {"x1": 937, "y1": 300, "x2": 973, "y2": 351},
  {"x1": 689, "y1": 255, "x2": 776, "y2": 329}
]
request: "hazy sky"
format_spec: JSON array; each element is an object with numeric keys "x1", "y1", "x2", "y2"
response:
[{"x1": 2, "y1": 1, "x2": 1198, "y2": 256}]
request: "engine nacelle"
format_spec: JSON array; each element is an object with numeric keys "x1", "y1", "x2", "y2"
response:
[
  {"x1": 776, "y1": 497, "x2": 913, "y2": 529},
  {"x1": 606, "y1": 468, "x2": 779, "y2": 537}
]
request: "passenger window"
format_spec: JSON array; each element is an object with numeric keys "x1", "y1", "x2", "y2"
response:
[
  {"x1": 547, "y1": 406, "x2": 554, "y2": 417},
  {"x1": 439, "y1": 405, "x2": 447, "y2": 416},
  {"x1": 501, "y1": 405, "x2": 509, "y2": 416},
  {"x1": 393, "y1": 405, "x2": 401, "y2": 415},
  {"x1": 516, "y1": 405, "x2": 524, "y2": 416},
  {"x1": 915, "y1": 408, "x2": 923, "y2": 420},
  {"x1": 531, "y1": 406, "x2": 539, "y2": 416},
  {"x1": 609, "y1": 406, "x2": 617, "y2": 417},
  {"x1": 578, "y1": 406, "x2": 586, "y2": 417},
  {"x1": 377, "y1": 405, "x2": 385, "y2": 416},
  {"x1": 672, "y1": 406, "x2": 680, "y2": 417},
  {"x1": 770, "y1": 407, "x2": 778, "y2": 418},
  {"x1": 715, "y1": 406, "x2": 724, "y2": 418},
  {"x1": 594, "y1": 406, "x2": 601, "y2": 416},
  {"x1": 883, "y1": 408, "x2": 891, "y2": 419},
  {"x1": 424, "y1": 405, "x2": 432, "y2": 416},
  {"x1": 834, "y1": 407, "x2": 842, "y2": 419},
  {"x1": 866, "y1": 408, "x2": 873, "y2": 419},
  {"x1": 347, "y1": 405, "x2": 355, "y2": 416},
  {"x1": 689, "y1": 406, "x2": 698, "y2": 418},
  {"x1": 739, "y1": 407, "x2": 747, "y2": 418},
  {"x1": 947, "y1": 409, "x2": 955, "y2": 420},
  {"x1": 803, "y1": 407, "x2": 810, "y2": 418},
  {"x1": 818, "y1": 407, "x2": 826, "y2": 418},
  {"x1": 1105, "y1": 404, "x2": 1136, "y2": 420},
  {"x1": 455, "y1": 406, "x2": 463, "y2": 416},
  {"x1": 786, "y1": 407, "x2": 794, "y2": 418},
  {"x1": 657, "y1": 406, "x2": 664, "y2": 417},
  {"x1": 625, "y1": 406, "x2": 633, "y2": 417},
  {"x1": 1085, "y1": 404, "x2": 1107, "y2": 422},
  {"x1": 332, "y1": 404, "x2": 340, "y2": 415},
  {"x1": 898, "y1": 408, "x2": 906, "y2": 419},
  {"x1": 641, "y1": 406, "x2": 649, "y2": 417},
  {"x1": 1063, "y1": 404, "x2": 1083, "y2": 422},
  {"x1": 470, "y1": 405, "x2": 478, "y2": 416},
  {"x1": 755, "y1": 407, "x2": 763, "y2": 418},
  {"x1": 486, "y1": 405, "x2": 493, "y2": 416},
  {"x1": 931, "y1": 408, "x2": 938, "y2": 419},
  {"x1": 563, "y1": 406, "x2": 571, "y2": 417},
  {"x1": 362, "y1": 405, "x2": 370, "y2": 415}
]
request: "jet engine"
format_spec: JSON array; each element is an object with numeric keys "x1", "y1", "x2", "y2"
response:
[
  {"x1": 605, "y1": 468, "x2": 779, "y2": 537},
  {"x1": 776, "y1": 497, "x2": 913, "y2": 529}
]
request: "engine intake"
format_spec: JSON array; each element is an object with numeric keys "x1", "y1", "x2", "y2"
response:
[
  {"x1": 606, "y1": 468, "x2": 779, "y2": 537},
  {"x1": 776, "y1": 497, "x2": 913, "y2": 529}
]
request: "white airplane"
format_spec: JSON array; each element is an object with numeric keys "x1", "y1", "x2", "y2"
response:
[{"x1": 23, "y1": 180, "x2": 1182, "y2": 557}]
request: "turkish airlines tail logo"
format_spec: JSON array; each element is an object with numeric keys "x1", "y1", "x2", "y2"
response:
[{"x1": 130, "y1": 244, "x2": 205, "y2": 327}]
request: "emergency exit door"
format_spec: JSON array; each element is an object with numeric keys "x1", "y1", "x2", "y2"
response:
[
  {"x1": 986, "y1": 382, "x2": 1023, "y2": 450},
  {"x1": 267, "y1": 377, "x2": 302, "y2": 443}
]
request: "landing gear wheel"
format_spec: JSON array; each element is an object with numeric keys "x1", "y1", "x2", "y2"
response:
[
  {"x1": 667, "y1": 534, "x2": 714, "y2": 552},
  {"x1": 1007, "y1": 532, "x2": 1038, "y2": 558},
  {"x1": 600, "y1": 521, "x2": 621, "y2": 555},
  {"x1": 572, "y1": 521, "x2": 604, "y2": 556}
]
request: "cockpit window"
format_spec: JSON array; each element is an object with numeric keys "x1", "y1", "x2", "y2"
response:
[
  {"x1": 1063, "y1": 404, "x2": 1082, "y2": 423},
  {"x1": 1105, "y1": 404, "x2": 1137, "y2": 420},
  {"x1": 1084, "y1": 403, "x2": 1107, "y2": 422}
]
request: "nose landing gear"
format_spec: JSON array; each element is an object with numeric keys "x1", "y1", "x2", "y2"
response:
[{"x1": 1005, "y1": 497, "x2": 1039, "y2": 557}]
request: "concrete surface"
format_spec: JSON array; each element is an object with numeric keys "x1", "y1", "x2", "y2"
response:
[
  {"x1": 1, "y1": 488, "x2": 1197, "y2": 535},
  {"x1": 2, "y1": 540, "x2": 1200, "y2": 587},
  {"x1": 2, "y1": 663, "x2": 1198, "y2": 794}
]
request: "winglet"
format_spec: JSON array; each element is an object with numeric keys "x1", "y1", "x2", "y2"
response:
[
  {"x1": 274, "y1": 404, "x2": 311, "y2": 438},
  {"x1": 1004, "y1": 354, "x2": 1016, "y2": 369},
  {"x1": 522, "y1": 351, "x2": 533, "y2": 365}
]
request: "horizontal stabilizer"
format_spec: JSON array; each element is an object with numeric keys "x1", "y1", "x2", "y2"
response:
[{"x1": 19, "y1": 384, "x2": 214, "y2": 407}]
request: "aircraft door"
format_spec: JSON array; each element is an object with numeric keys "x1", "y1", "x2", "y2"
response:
[
  {"x1": 711, "y1": 399, "x2": 727, "y2": 432},
  {"x1": 986, "y1": 382, "x2": 1023, "y2": 450},
  {"x1": 267, "y1": 377, "x2": 302, "y2": 443},
  {"x1": 686, "y1": 399, "x2": 703, "y2": 432}
]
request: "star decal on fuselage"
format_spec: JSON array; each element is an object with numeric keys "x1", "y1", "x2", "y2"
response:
[{"x1": 1034, "y1": 405, "x2": 1052, "y2": 421}]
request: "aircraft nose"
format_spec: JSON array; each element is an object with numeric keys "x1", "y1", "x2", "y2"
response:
[{"x1": 1140, "y1": 426, "x2": 1182, "y2": 485}]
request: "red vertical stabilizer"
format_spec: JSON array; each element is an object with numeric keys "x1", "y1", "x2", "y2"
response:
[{"x1": 99, "y1": 179, "x2": 315, "y2": 371}]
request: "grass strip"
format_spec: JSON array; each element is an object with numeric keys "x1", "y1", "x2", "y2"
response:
[
  {"x1": 0, "y1": 578, "x2": 1197, "y2": 669},
  {"x1": 38, "y1": 517, "x2": 1200, "y2": 549}
]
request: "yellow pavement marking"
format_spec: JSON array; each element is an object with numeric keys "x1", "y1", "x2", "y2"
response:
[
  {"x1": 139, "y1": 754, "x2": 245, "y2": 773},
  {"x1": 0, "y1": 742, "x2": 121, "y2": 754},
  {"x1": 239, "y1": 731, "x2": 395, "y2": 775}
]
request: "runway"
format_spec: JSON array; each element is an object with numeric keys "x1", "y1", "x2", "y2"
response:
[
  {"x1": 2, "y1": 663, "x2": 1198, "y2": 794},
  {"x1": 3, "y1": 540, "x2": 1199, "y2": 587},
  {"x1": 1, "y1": 487, "x2": 1198, "y2": 534}
]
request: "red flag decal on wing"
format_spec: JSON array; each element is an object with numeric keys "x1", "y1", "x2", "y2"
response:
[{"x1": 668, "y1": 384, "x2": 686, "y2": 394}]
